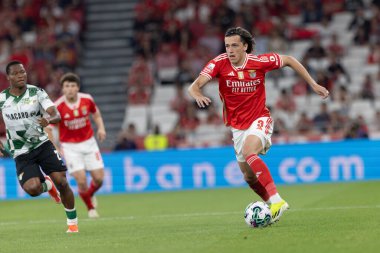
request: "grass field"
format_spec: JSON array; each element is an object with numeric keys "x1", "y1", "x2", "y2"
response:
[{"x1": 1, "y1": 181, "x2": 380, "y2": 253}]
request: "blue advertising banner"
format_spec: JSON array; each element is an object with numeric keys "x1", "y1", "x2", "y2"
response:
[{"x1": 0, "y1": 139, "x2": 379, "y2": 200}]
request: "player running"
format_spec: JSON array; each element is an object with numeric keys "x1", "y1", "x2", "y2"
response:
[
  {"x1": 0, "y1": 61, "x2": 78, "y2": 233},
  {"x1": 188, "y1": 27, "x2": 329, "y2": 223},
  {"x1": 46, "y1": 72, "x2": 106, "y2": 218}
]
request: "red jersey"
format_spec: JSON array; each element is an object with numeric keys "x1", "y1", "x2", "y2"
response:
[
  {"x1": 200, "y1": 52, "x2": 283, "y2": 130},
  {"x1": 55, "y1": 92, "x2": 97, "y2": 143}
]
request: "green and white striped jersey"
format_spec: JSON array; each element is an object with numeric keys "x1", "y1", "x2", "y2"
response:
[{"x1": 0, "y1": 84, "x2": 55, "y2": 158}]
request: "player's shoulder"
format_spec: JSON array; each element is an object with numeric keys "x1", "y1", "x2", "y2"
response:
[
  {"x1": 78, "y1": 92, "x2": 94, "y2": 101},
  {"x1": 26, "y1": 84, "x2": 43, "y2": 90},
  {"x1": 0, "y1": 89, "x2": 8, "y2": 103},
  {"x1": 246, "y1": 53, "x2": 282, "y2": 68},
  {"x1": 254, "y1": 52, "x2": 281, "y2": 61},
  {"x1": 26, "y1": 84, "x2": 46, "y2": 96},
  {"x1": 0, "y1": 88, "x2": 8, "y2": 95},
  {"x1": 55, "y1": 95, "x2": 66, "y2": 106},
  {"x1": 26, "y1": 84, "x2": 43, "y2": 92},
  {"x1": 212, "y1": 53, "x2": 228, "y2": 62}
]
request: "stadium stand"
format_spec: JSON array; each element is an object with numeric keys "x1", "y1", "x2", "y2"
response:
[
  {"x1": 78, "y1": 0, "x2": 138, "y2": 150},
  {"x1": 0, "y1": 0, "x2": 84, "y2": 142},
  {"x1": 1, "y1": 0, "x2": 379, "y2": 151},
  {"x1": 118, "y1": 0, "x2": 380, "y2": 150}
]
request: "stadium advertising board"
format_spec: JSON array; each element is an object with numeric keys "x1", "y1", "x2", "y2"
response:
[{"x1": 0, "y1": 140, "x2": 379, "y2": 200}]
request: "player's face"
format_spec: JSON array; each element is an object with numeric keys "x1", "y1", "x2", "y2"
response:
[
  {"x1": 225, "y1": 35, "x2": 248, "y2": 66},
  {"x1": 62, "y1": 81, "x2": 80, "y2": 100},
  {"x1": 7, "y1": 64, "x2": 27, "y2": 88}
]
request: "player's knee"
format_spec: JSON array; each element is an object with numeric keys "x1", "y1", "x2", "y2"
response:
[
  {"x1": 23, "y1": 183, "x2": 42, "y2": 197},
  {"x1": 242, "y1": 151, "x2": 249, "y2": 160},
  {"x1": 91, "y1": 169, "x2": 104, "y2": 186},
  {"x1": 241, "y1": 149, "x2": 258, "y2": 160},
  {"x1": 93, "y1": 178, "x2": 103, "y2": 187},
  {"x1": 77, "y1": 182, "x2": 88, "y2": 192}
]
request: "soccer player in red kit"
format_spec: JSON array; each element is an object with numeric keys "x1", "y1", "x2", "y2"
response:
[
  {"x1": 188, "y1": 27, "x2": 329, "y2": 223},
  {"x1": 46, "y1": 73, "x2": 106, "y2": 218}
]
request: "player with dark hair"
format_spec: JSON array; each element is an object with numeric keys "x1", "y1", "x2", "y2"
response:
[
  {"x1": 46, "y1": 72, "x2": 106, "y2": 218},
  {"x1": 188, "y1": 27, "x2": 329, "y2": 223},
  {"x1": 0, "y1": 61, "x2": 78, "y2": 233}
]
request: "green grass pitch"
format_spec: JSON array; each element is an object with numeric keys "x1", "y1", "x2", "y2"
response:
[{"x1": 0, "y1": 181, "x2": 379, "y2": 253}]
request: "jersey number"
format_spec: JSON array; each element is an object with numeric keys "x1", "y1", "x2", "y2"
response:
[
  {"x1": 257, "y1": 120, "x2": 264, "y2": 130},
  {"x1": 256, "y1": 119, "x2": 271, "y2": 134}
]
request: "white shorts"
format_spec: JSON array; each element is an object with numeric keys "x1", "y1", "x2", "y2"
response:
[
  {"x1": 231, "y1": 116, "x2": 274, "y2": 162},
  {"x1": 61, "y1": 137, "x2": 104, "y2": 174}
]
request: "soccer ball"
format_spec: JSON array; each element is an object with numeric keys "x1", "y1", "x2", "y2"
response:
[{"x1": 244, "y1": 201, "x2": 272, "y2": 228}]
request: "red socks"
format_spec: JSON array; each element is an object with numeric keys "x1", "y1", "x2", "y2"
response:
[
  {"x1": 246, "y1": 154, "x2": 277, "y2": 200},
  {"x1": 79, "y1": 191, "x2": 94, "y2": 210},
  {"x1": 249, "y1": 180, "x2": 270, "y2": 202},
  {"x1": 79, "y1": 181, "x2": 101, "y2": 210},
  {"x1": 87, "y1": 180, "x2": 101, "y2": 197}
]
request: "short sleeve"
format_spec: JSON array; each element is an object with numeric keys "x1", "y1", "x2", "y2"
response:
[
  {"x1": 200, "y1": 55, "x2": 222, "y2": 80},
  {"x1": 87, "y1": 94, "x2": 97, "y2": 113},
  {"x1": 257, "y1": 53, "x2": 283, "y2": 73},
  {"x1": 37, "y1": 88, "x2": 55, "y2": 110}
]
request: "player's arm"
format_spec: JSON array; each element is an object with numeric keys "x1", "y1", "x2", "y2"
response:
[
  {"x1": 44, "y1": 125, "x2": 61, "y2": 152},
  {"x1": 38, "y1": 106, "x2": 61, "y2": 127},
  {"x1": 280, "y1": 55, "x2": 329, "y2": 99},
  {"x1": 92, "y1": 106, "x2": 106, "y2": 142},
  {"x1": 188, "y1": 75, "x2": 212, "y2": 108}
]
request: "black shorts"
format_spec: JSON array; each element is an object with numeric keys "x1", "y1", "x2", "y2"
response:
[{"x1": 15, "y1": 141, "x2": 67, "y2": 186}]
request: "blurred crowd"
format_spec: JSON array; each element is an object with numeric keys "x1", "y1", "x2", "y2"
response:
[
  {"x1": 0, "y1": 0, "x2": 378, "y2": 152},
  {"x1": 0, "y1": 0, "x2": 84, "y2": 137},
  {"x1": 115, "y1": 0, "x2": 380, "y2": 151}
]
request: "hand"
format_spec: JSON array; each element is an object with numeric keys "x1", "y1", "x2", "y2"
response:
[
  {"x1": 37, "y1": 117, "x2": 50, "y2": 127},
  {"x1": 194, "y1": 95, "x2": 212, "y2": 108},
  {"x1": 97, "y1": 129, "x2": 106, "y2": 143},
  {"x1": 312, "y1": 84, "x2": 329, "y2": 99}
]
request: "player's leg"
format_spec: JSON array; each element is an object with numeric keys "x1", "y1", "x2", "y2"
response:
[
  {"x1": 242, "y1": 135, "x2": 279, "y2": 198},
  {"x1": 22, "y1": 177, "x2": 44, "y2": 196},
  {"x1": 84, "y1": 138, "x2": 104, "y2": 196},
  {"x1": 238, "y1": 161, "x2": 269, "y2": 202},
  {"x1": 71, "y1": 169, "x2": 96, "y2": 212},
  {"x1": 43, "y1": 174, "x2": 61, "y2": 204},
  {"x1": 61, "y1": 142, "x2": 95, "y2": 214},
  {"x1": 242, "y1": 135, "x2": 289, "y2": 223},
  {"x1": 49, "y1": 172, "x2": 75, "y2": 209},
  {"x1": 88, "y1": 168, "x2": 104, "y2": 208},
  {"x1": 15, "y1": 150, "x2": 57, "y2": 199},
  {"x1": 39, "y1": 141, "x2": 78, "y2": 232},
  {"x1": 49, "y1": 171, "x2": 78, "y2": 232},
  {"x1": 84, "y1": 169, "x2": 103, "y2": 218},
  {"x1": 88, "y1": 168, "x2": 104, "y2": 197},
  {"x1": 241, "y1": 117, "x2": 289, "y2": 223},
  {"x1": 83, "y1": 138, "x2": 105, "y2": 218},
  {"x1": 233, "y1": 124, "x2": 271, "y2": 203}
]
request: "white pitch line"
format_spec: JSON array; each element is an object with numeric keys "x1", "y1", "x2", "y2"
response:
[{"x1": 0, "y1": 204, "x2": 379, "y2": 227}]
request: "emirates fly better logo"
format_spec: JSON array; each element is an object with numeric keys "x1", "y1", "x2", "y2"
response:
[{"x1": 226, "y1": 79, "x2": 261, "y2": 93}]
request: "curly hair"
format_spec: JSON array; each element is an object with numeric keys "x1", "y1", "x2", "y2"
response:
[{"x1": 225, "y1": 27, "x2": 255, "y2": 53}]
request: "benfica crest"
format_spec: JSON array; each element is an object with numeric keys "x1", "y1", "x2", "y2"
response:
[
  {"x1": 248, "y1": 70, "x2": 256, "y2": 78},
  {"x1": 81, "y1": 106, "x2": 88, "y2": 115}
]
